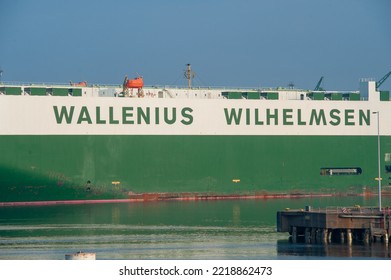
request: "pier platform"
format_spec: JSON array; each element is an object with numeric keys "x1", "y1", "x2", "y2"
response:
[{"x1": 277, "y1": 206, "x2": 391, "y2": 244}]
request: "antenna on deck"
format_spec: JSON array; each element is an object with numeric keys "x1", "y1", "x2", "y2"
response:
[
  {"x1": 0, "y1": 67, "x2": 3, "y2": 83},
  {"x1": 184, "y1": 64, "x2": 196, "y2": 89}
]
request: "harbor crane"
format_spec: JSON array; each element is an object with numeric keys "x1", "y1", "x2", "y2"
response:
[
  {"x1": 376, "y1": 70, "x2": 391, "y2": 90},
  {"x1": 314, "y1": 76, "x2": 324, "y2": 91}
]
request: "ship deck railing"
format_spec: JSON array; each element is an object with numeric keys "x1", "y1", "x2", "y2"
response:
[
  {"x1": 1, "y1": 81, "x2": 363, "y2": 94},
  {"x1": 1, "y1": 80, "x2": 305, "y2": 91}
]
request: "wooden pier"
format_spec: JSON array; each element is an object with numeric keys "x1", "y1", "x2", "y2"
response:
[{"x1": 277, "y1": 206, "x2": 391, "y2": 244}]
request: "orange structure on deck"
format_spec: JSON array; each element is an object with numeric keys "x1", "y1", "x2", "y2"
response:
[{"x1": 126, "y1": 77, "x2": 144, "y2": 88}]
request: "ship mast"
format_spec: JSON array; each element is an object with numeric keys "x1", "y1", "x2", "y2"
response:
[{"x1": 184, "y1": 64, "x2": 195, "y2": 89}]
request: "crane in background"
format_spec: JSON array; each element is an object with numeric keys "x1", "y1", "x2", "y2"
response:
[
  {"x1": 314, "y1": 76, "x2": 324, "y2": 91},
  {"x1": 376, "y1": 70, "x2": 391, "y2": 90}
]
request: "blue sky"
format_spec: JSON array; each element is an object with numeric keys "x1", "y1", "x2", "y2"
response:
[{"x1": 1, "y1": 0, "x2": 390, "y2": 90}]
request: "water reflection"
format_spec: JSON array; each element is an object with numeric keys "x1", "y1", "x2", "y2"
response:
[
  {"x1": 277, "y1": 239, "x2": 391, "y2": 259},
  {"x1": 1, "y1": 197, "x2": 391, "y2": 259}
]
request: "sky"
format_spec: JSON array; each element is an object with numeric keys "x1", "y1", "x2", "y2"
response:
[{"x1": 0, "y1": 0, "x2": 390, "y2": 90}]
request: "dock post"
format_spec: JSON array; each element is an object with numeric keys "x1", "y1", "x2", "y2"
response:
[
  {"x1": 292, "y1": 227, "x2": 297, "y2": 243},
  {"x1": 340, "y1": 230, "x2": 345, "y2": 244},
  {"x1": 315, "y1": 228, "x2": 320, "y2": 243},
  {"x1": 311, "y1": 228, "x2": 317, "y2": 244},
  {"x1": 321, "y1": 229, "x2": 328, "y2": 244},
  {"x1": 327, "y1": 229, "x2": 332, "y2": 243},
  {"x1": 305, "y1": 228, "x2": 311, "y2": 244},
  {"x1": 363, "y1": 229, "x2": 370, "y2": 244},
  {"x1": 383, "y1": 233, "x2": 389, "y2": 244},
  {"x1": 346, "y1": 229, "x2": 352, "y2": 245}
]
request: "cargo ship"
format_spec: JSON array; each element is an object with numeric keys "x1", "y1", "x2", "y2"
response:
[{"x1": 1, "y1": 66, "x2": 391, "y2": 205}]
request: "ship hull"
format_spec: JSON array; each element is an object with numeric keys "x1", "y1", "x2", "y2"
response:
[{"x1": 1, "y1": 134, "x2": 389, "y2": 202}]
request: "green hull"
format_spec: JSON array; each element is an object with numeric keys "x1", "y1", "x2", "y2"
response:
[{"x1": 1, "y1": 135, "x2": 390, "y2": 202}]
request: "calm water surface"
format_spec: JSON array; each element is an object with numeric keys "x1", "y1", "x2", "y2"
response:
[{"x1": 0, "y1": 196, "x2": 390, "y2": 260}]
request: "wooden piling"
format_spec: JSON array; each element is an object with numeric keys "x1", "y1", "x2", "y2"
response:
[
  {"x1": 292, "y1": 226, "x2": 297, "y2": 243},
  {"x1": 347, "y1": 229, "x2": 352, "y2": 245},
  {"x1": 305, "y1": 228, "x2": 311, "y2": 244}
]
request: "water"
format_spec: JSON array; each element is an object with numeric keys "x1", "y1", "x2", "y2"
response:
[{"x1": 1, "y1": 196, "x2": 390, "y2": 260}]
